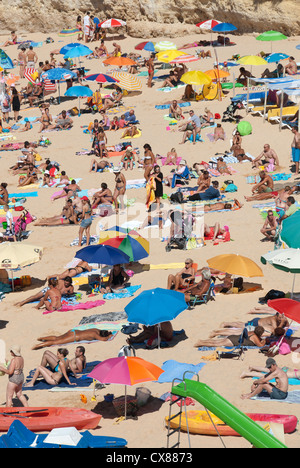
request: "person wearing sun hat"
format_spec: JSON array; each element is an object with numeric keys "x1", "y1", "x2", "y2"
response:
[
  {"x1": 0, "y1": 345, "x2": 28, "y2": 407},
  {"x1": 241, "y1": 357, "x2": 289, "y2": 401}
]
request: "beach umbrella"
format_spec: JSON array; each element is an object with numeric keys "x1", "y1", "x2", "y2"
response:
[
  {"x1": 103, "y1": 56, "x2": 137, "y2": 67},
  {"x1": 296, "y1": 45, "x2": 300, "y2": 51},
  {"x1": 125, "y1": 288, "x2": 188, "y2": 347},
  {"x1": 156, "y1": 50, "x2": 188, "y2": 63},
  {"x1": 212, "y1": 22, "x2": 237, "y2": 33},
  {"x1": 59, "y1": 28, "x2": 80, "y2": 37},
  {"x1": 0, "y1": 49, "x2": 14, "y2": 69},
  {"x1": 41, "y1": 68, "x2": 77, "y2": 103},
  {"x1": 207, "y1": 254, "x2": 264, "y2": 277},
  {"x1": 196, "y1": 19, "x2": 221, "y2": 30},
  {"x1": 256, "y1": 31, "x2": 287, "y2": 53},
  {"x1": 205, "y1": 68, "x2": 230, "y2": 80},
  {"x1": 265, "y1": 53, "x2": 289, "y2": 63},
  {"x1": 280, "y1": 211, "x2": 300, "y2": 248},
  {"x1": 99, "y1": 232, "x2": 149, "y2": 262},
  {"x1": 75, "y1": 244, "x2": 130, "y2": 266},
  {"x1": 170, "y1": 54, "x2": 200, "y2": 64},
  {"x1": 109, "y1": 71, "x2": 142, "y2": 91},
  {"x1": 64, "y1": 85, "x2": 93, "y2": 116},
  {"x1": 24, "y1": 67, "x2": 38, "y2": 84},
  {"x1": 64, "y1": 45, "x2": 93, "y2": 60},
  {"x1": 88, "y1": 356, "x2": 163, "y2": 419},
  {"x1": 155, "y1": 41, "x2": 177, "y2": 52},
  {"x1": 135, "y1": 41, "x2": 156, "y2": 53},
  {"x1": 180, "y1": 70, "x2": 212, "y2": 86},
  {"x1": 99, "y1": 19, "x2": 126, "y2": 28},
  {"x1": 59, "y1": 43, "x2": 81, "y2": 55},
  {"x1": 261, "y1": 248, "x2": 300, "y2": 297},
  {"x1": 267, "y1": 298, "x2": 300, "y2": 324},
  {"x1": 237, "y1": 55, "x2": 268, "y2": 66},
  {"x1": 84, "y1": 73, "x2": 120, "y2": 84},
  {"x1": 0, "y1": 242, "x2": 43, "y2": 291}
]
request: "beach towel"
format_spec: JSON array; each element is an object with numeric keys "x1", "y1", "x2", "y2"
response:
[
  {"x1": 103, "y1": 285, "x2": 141, "y2": 300},
  {"x1": 42, "y1": 299, "x2": 106, "y2": 315},
  {"x1": 126, "y1": 178, "x2": 146, "y2": 189},
  {"x1": 24, "y1": 361, "x2": 100, "y2": 390},
  {"x1": 79, "y1": 311, "x2": 128, "y2": 324},
  {"x1": 157, "y1": 360, "x2": 206, "y2": 383},
  {"x1": 155, "y1": 102, "x2": 191, "y2": 110},
  {"x1": 251, "y1": 390, "x2": 300, "y2": 404}
]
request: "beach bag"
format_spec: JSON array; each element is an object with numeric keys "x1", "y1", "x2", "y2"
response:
[
  {"x1": 264, "y1": 289, "x2": 285, "y2": 301},
  {"x1": 224, "y1": 183, "x2": 237, "y2": 192},
  {"x1": 69, "y1": 107, "x2": 79, "y2": 116},
  {"x1": 170, "y1": 191, "x2": 184, "y2": 204},
  {"x1": 118, "y1": 345, "x2": 136, "y2": 357}
]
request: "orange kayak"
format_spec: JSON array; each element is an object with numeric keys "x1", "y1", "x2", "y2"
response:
[{"x1": 0, "y1": 407, "x2": 102, "y2": 432}]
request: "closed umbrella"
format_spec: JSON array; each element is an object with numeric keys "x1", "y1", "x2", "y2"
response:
[
  {"x1": 0, "y1": 242, "x2": 43, "y2": 290},
  {"x1": 110, "y1": 72, "x2": 142, "y2": 91},
  {"x1": 261, "y1": 248, "x2": 300, "y2": 298},
  {"x1": 125, "y1": 288, "x2": 187, "y2": 348},
  {"x1": 207, "y1": 254, "x2": 264, "y2": 277},
  {"x1": 88, "y1": 356, "x2": 163, "y2": 419},
  {"x1": 64, "y1": 85, "x2": 93, "y2": 116}
]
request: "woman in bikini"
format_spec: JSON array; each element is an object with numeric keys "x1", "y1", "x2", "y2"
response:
[
  {"x1": 93, "y1": 128, "x2": 107, "y2": 158},
  {"x1": 17, "y1": 164, "x2": 39, "y2": 187},
  {"x1": 0, "y1": 182, "x2": 9, "y2": 206},
  {"x1": 31, "y1": 330, "x2": 113, "y2": 350},
  {"x1": 112, "y1": 168, "x2": 126, "y2": 213},
  {"x1": 146, "y1": 54, "x2": 155, "y2": 88},
  {"x1": 0, "y1": 345, "x2": 28, "y2": 407},
  {"x1": 53, "y1": 260, "x2": 92, "y2": 282},
  {"x1": 91, "y1": 182, "x2": 113, "y2": 208},
  {"x1": 78, "y1": 197, "x2": 93, "y2": 246},
  {"x1": 25, "y1": 348, "x2": 74, "y2": 386},
  {"x1": 34, "y1": 278, "x2": 62, "y2": 312},
  {"x1": 38, "y1": 108, "x2": 53, "y2": 133},
  {"x1": 121, "y1": 148, "x2": 135, "y2": 171},
  {"x1": 194, "y1": 326, "x2": 266, "y2": 348},
  {"x1": 141, "y1": 144, "x2": 156, "y2": 182}
]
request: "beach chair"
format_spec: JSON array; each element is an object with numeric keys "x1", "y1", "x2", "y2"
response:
[
  {"x1": 267, "y1": 105, "x2": 299, "y2": 123},
  {"x1": 216, "y1": 328, "x2": 249, "y2": 361},
  {"x1": 248, "y1": 104, "x2": 277, "y2": 117},
  {"x1": 188, "y1": 280, "x2": 215, "y2": 309}
]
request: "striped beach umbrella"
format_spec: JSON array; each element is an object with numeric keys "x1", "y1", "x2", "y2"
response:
[
  {"x1": 155, "y1": 41, "x2": 177, "y2": 51},
  {"x1": 110, "y1": 71, "x2": 142, "y2": 91},
  {"x1": 24, "y1": 67, "x2": 37, "y2": 84},
  {"x1": 196, "y1": 19, "x2": 221, "y2": 30},
  {"x1": 59, "y1": 28, "x2": 80, "y2": 37},
  {"x1": 99, "y1": 18, "x2": 126, "y2": 28},
  {"x1": 156, "y1": 50, "x2": 187, "y2": 63},
  {"x1": 170, "y1": 54, "x2": 200, "y2": 64},
  {"x1": 85, "y1": 73, "x2": 119, "y2": 84}
]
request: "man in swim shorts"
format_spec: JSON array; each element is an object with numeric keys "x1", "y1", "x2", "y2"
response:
[
  {"x1": 291, "y1": 127, "x2": 300, "y2": 175},
  {"x1": 251, "y1": 170, "x2": 274, "y2": 194},
  {"x1": 241, "y1": 358, "x2": 288, "y2": 400}
]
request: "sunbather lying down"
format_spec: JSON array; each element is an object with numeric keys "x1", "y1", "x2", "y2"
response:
[
  {"x1": 194, "y1": 326, "x2": 266, "y2": 348},
  {"x1": 32, "y1": 328, "x2": 113, "y2": 350},
  {"x1": 126, "y1": 321, "x2": 173, "y2": 346}
]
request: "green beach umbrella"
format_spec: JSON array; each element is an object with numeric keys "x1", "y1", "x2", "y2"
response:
[
  {"x1": 256, "y1": 31, "x2": 287, "y2": 52},
  {"x1": 280, "y1": 211, "x2": 300, "y2": 248}
]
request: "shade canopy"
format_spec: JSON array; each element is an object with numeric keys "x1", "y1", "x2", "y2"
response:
[
  {"x1": 196, "y1": 19, "x2": 221, "y2": 30},
  {"x1": 110, "y1": 71, "x2": 142, "y2": 91},
  {"x1": 265, "y1": 53, "x2": 289, "y2": 63},
  {"x1": 99, "y1": 19, "x2": 126, "y2": 28},
  {"x1": 103, "y1": 56, "x2": 137, "y2": 67},
  {"x1": 154, "y1": 41, "x2": 177, "y2": 51},
  {"x1": 59, "y1": 43, "x2": 81, "y2": 55},
  {"x1": 256, "y1": 30, "x2": 287, "y2": 42},
  {"x1": 75, "y1": 244, "x2": 130, "y2": 265},
  {"x1": 0, "y1": 49, "x2": 14, "y2": 69},
  {"x1": 64, "y1": 45, "x2": 93, "y2": 59},
  {"x1": 207, "y1": 254, "x2": 264, "y2": 277},
  {"x1": 261, "y1": 249, "x2": 300, "y2": 273},
  {"x1": 0, "y1": 243, "x2": 43, "y2": 270},
  {"x1": 237, "y1": 55, "x2": 268, "y2": 66},
  {"x1": 135, "y1": 41, "x2": 156, "y2": 52},
  {"x1": 180, "y1": 70, "x2": 212, "y2": 86},
  {"x1": 64, "y1": 86, "x2": 93, "y2": 98},
  {"x1": 170, "y1": 55, "x2": 200, "y2": 64},
  {"x1": 41, "y1": 68, "x2": 76, "y2": 81},
  {"x1": 212, "y1": 22, "x2": 237, "y2": 33},
  {"x1": 99, "y1": 230, "x2": 149, "y2": 262},
  {"x1": 268, "y1": 298, "x2": 300, "y2": 324},
  {"x1": 84, "y1": 73, "x2": 119, "y2": 84},
  {"x1": 59, "y1": 28, "x2": 80, "y2": 37},
  {"x1": 156, "y1": 50, "x2": 187, "y2": 63}
]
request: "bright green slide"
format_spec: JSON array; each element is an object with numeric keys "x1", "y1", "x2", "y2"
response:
[{"x1": 171, "y1": 379, "x2": 287, "y2": 448}]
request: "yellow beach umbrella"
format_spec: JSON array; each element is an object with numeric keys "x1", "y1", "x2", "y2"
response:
[
  {"x1": 156, "y1": 50, "x2": 188, "y2": 63},
  {"x1": 110, "y1": 71, "x2": 142, "y2": 91},
  {"x1": 155, "y1": 41, "x2": 177, "y2": 51},
  {"x1": 180, "y1": 70, "x2": 212, "y2": 86},
  {"x1": 237, "y1": 55, "x2": 268, "y2": 66},
  {"x1": 207, "y1": 254, "x2": 264, "y2": 277}
]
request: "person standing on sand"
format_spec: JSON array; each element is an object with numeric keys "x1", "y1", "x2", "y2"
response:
[
  {"x1": 26, "y1": 46, "x2": 38, "y2": 69},
  {"x1": 146, "y1": 54, "x2": 155, "y2": 88},
  {"x1": 291, "y1": 127, "x2": 300, "y2": 176},
  {"x1": 17, "y1": 47, "x2": 26, "y2": 79},
  {"x1": 0, "y1": 346, "x2": 28, "y2": 407}
]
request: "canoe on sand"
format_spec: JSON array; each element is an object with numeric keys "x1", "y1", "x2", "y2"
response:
[
  {"x1": 166, "y1": 410, "x2": 298, "y2": 436},
  {"x1": 0, "y1": 407, "x2": 101, "y2": 432}
]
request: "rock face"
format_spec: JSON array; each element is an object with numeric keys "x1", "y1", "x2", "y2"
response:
[{"x1": 0, "y1": 0, "x2": 299, "y2": 37}]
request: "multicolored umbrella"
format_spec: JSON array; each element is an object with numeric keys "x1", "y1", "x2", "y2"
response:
[
  {"x1": 135, "y1": 41, "x2": 156, "y2": 52},
  {"x1": 24, "y1": 67, "x2": 38, "y2": 84},
  {"x1": 156, "y1": 50, "x2": 187, "y2": 63},
  {"x1": 155, "y1": 41, "x2": 177, "y2": 52},
  {"x1": 0, "y1": 49, "x2": 14, "y2": 69},
  {"x1": 261, "y1": 248, "x2": 300, "y2": 297},
  {"x1": 110, "y1": 71, "x2": 142, "y2": 91},
  {"x1": 88, "y1": 356, "x2": 163, "y2": 419},
  {"x1": 59, "y1": 28, "x2": 80, "y2": 37},
  {"x1": 99, "y1": 18, "x2": 126, "y2": 28},
  {"x1": 99, "y1": 230, "x2": 149, "y2": 262},
  {"x1": 196, "y1": 19, "x2": 221, "y2": 30},
  {"x1": 84, "y1": 73, "x2": 120, "y2": 84}
]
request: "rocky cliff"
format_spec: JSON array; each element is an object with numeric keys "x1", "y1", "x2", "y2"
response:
[{"x1": 0, "y1": 0, "x2": 299, "y2": 37}]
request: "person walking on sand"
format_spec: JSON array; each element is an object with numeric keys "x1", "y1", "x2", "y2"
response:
[
  {"x1": 241, "y1": 358, "x2": 288, "y2": 400},
  {"x1": 146, "y1": 54, "x2": 155, "y2": 88},
  {"x1": 291, "y1": 127, "x2": 300, "y2": 176},
  {"x1": 0, "y1": 346, "x2": 28, "y2": 407}
]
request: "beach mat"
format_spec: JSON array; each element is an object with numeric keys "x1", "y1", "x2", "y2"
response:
[
  {"x1": 157, "y1": 360, "x2": 206, "y2": 383},
  {"x1": 251, "y1": 390, "x2": 300, "y2": 403}
]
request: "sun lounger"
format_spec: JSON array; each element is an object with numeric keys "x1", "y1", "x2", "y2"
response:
[
  {"x1": 248, "y1": 104, "x2": 277, "y2": 117},
  {"x1": 267, "y1": 106, "x2": 299, "y2": 122}
]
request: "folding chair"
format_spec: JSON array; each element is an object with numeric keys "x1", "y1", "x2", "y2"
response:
[
  {"x1": 217, "y1": 328, "x2": 249, "y2": 361},
  {"x1": 188, "y1": 280, "x2": 215, "y2": 309}
]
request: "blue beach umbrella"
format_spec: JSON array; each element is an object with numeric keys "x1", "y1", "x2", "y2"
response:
[
  {"x1": 0, "y1": 49, "x2": 14, "y2": 69},
  {"x1": 64, "y1": 85, "x2": 93, "y2": 116},
  {"x1": 75, "y1": 244, "x2": 130, "y2": 265},
  {"x1": 64, "y1": 45, "x2": 93, "y2": 59},
  {"x1": 265, "y1": 53, "x2": 289, "y2": 63},
  {"x1": 59, "y1": 43, "x2": 81, "y2": 55},
  {"x1": 41, "y1": 68, "x2": 77, "y2": 103},
  {"x1": 143, "y1": 42, "x2": 156, "y2": 53},
  {"x1": 296, "y1": 45, "x2": 300, "y2": 51},
  {"x1": 212, "y1": 22, "x2": 237, "y2": 33}
]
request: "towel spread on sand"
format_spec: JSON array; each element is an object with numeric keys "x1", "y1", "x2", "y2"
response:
[
  {"x1": 157, "y1": 360, "x2": 206, "y2": 383},
  {"x1": 42, "y1": 299, "x2": 106, "y2": 315},
  {"x1": 103, "y1": 285, "x2": 141, "y2": 300},
  {"x1": 251, "y1": 390, "x2": 300, "y2": 404}
]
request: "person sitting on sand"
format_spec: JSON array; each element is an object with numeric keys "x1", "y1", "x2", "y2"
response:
[
  {"x1": 169, "y1": 100, "x2": 183, "y2": 120},
  {"x1": 89, "y1": 158, "x2": 112, "y2": 173},
  {"x1": 102, "y1": 85, "x2": 123, "y2": 111},
  {"x1": 182, "y1": 84, "x2": 196, "y2": 101},
  {"x1": 285, "y1": 56, "x2": 298, "y2": 75},
  {"x1": 31, "y1": 330, "x2": 113, "y2": 351},
  {"x1": 126, "y1": 321, "x2": 173, "y2": 347},
  {"x1": 240, "y1": 357, "x2": 288, "y2": 400},
  {"x1": 121, "y1": 147, "x2": 135, "y2": 171},
  {"x1": 121, "y1": 125, "x2": 139, "y2": 139},
  {"x1": 34, "y1": 198, "x2": 78, "y2": 226},
  {"x1": 48, "y1": 110, "x2": 73, "y2": 130},
  {"x1": 24, "y1": 348, "x2": 75, "y2": 386},
  {"x1": 261, "y1": 63, "x2": 284, "y2": 79},
  {"x1": 15, "y1": 276, "x2": 74, "y2": 307},
  {"x1": 183, "y1": 267, "x2": 211, "y2": 303},
  {"x1": 200, "y1": 108, "x2": 214, "y2": 128},
  {"x1": 194, "y1": 325, "x2": 266, "y2": 349},
  {"x1": 3, "y1": 31, "x2": 17, "y2": 47},
  {"x1": 34, "y1": 348, "x2": 86, "y2": 380},
  {"x1": 260, "y1": 210, "x2": 277, "y2": 241},
  {"x1": 101, "y1": 264, "x2": 129, "y2": 294},
  {"x1": 17, "y1": 163, "x2": 39, "y2": 187},
  {"x1": 34, "y1": 278, "x2": 62, "y2": 312},
  {"x1": 91, "y1": 182, "x2": 113, "y2": 208},
  {"x1": 167, "y1": 258, "x2": 196, "y2": 291},
  {"x1": 252, "y1": 144, "x2": 279, "y2": 169},
  {"x1": 230, "y1": 131, "x2": 246, "y2": 158},
  {"x1": 251, "y1": 170, "x2": 274, "y2": 194},
  {"x1": 203, "y1": 222, "x2": 228, "y2": 243},
  {"x1": 188, "y1": 181, "x2": 220, "y2": 201},
  {"x1": 240, "y1": 362, "x2": 300, "y2": 382},
  {"x1": 51, "y1": 179, "x2": 81, "y2": 201},
  {"x1": 161, "y1": 70, "x2": 180, "y2": 88},
  {"x1": 213, "y1": 123, "x2": 225, "y2": 141},
  {"x1": 236, "y1": 67, "x2": 254, "y2": 86}
]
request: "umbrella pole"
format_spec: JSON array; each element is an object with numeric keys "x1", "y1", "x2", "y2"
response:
[
  {"x1": 279, "y1": 89, "x2": 284, "y2": 132},
  {"x1": 10, "y1": 270, "x2": 14, "y2": 292},
  {"x1": 157, "y1": 323, "x2": 161, "y2": 349},
  {"x1": 125, "y1": 384, "x2": 127, "y2": 420},
  {"x1": 246, "y1": 78, "x2": 250, "y2": 114},
  {"x1": 78, "y1": 97, "x2": 81, "y2": 117},
  {"x1": 263, "y1": 84, "x2": 268, "y2": 123},
  {"x1": 232, "y1": 72, "x2": 235, "y2": 98},
  {"x1": 291, "y1": 273, "x2": 296, "y2": 299}
]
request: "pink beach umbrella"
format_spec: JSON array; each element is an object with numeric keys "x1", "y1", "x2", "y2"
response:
[
  {"x1": 88, "y1": 356, "x2": 163, "y2": 419},
  {"x1": 170, "y1": 54, "x2": 200, "y2": 64}
]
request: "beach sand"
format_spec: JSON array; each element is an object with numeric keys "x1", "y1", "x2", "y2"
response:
[{"x1": 0, "y1": 29, "x2": 299, "y2": 448}]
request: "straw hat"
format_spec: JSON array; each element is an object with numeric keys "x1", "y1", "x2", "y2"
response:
[{"x1": 10, "y1": 345, "x2": 21, "y2": 357}]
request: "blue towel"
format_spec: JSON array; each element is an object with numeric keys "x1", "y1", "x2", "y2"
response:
[
  {"x1": 158, "y1": 359, "x2": 206, "y2": 383},
  {"x1": 9, "y1": 192, "x2": 38, "y2": 198},
  {"x1": 155, "y1": 102, "x2": 191, "y2": 110},
  {"x1": 251, "y1": 390, "x2": 300, "y2": 404}
]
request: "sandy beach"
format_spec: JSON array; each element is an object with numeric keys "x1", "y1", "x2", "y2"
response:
[{"x1": 0, "y1": 26, "x2": 300, "y2": 449}]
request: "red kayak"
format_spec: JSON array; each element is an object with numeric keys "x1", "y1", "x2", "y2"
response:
[
  {"x1": 246, "y1": 413, "x2": 298, "y2": 435},
  {"x1": 0, "y1": 407, "x2": 102, "y2": 432}
]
